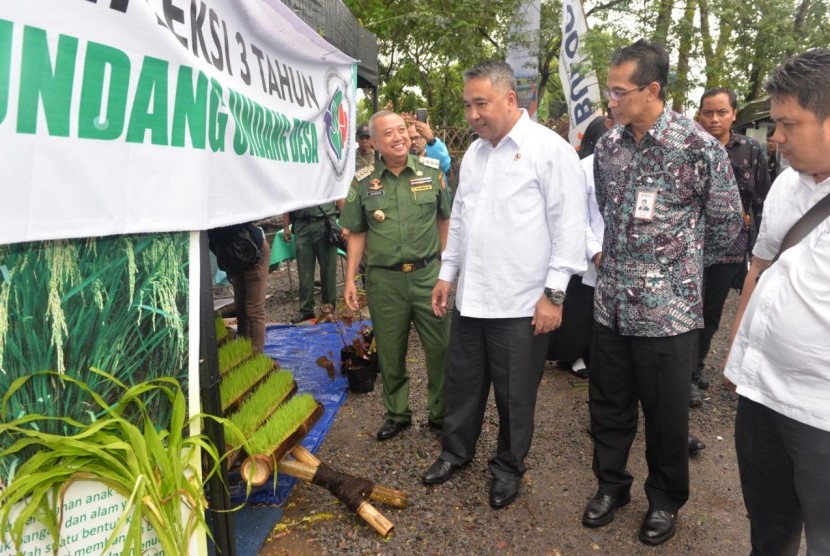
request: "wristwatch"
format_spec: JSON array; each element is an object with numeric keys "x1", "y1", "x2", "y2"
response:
[
  {"x1": 543, "y1": 287, "x2": 566, "y2": 305},
  {"x1": 426, "y1": 138, "x2": 436, "y2": 146}
]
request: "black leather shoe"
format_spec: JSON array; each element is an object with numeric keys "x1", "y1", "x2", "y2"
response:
[
  {"x1": 289, "y1": 312, "x2": 314, "y2": 324},
  {"x1": 422, "y1": 457, "x2": 461, "y2": 485},
  {"x1": 376, "y1": 419, "x2": 410, "y2": 441},
  {"x1": 639, "y1": 509, "x2": 677, "y2": 545},
  {"x1": 427, "y1": 420, "x2": 443, "y2": 432},
  {"x1": 688, "y1": 433, "x2": 706, "y2": 456},
  {"x1": 489, "y1": 478, "x2": 520, "y2": 509},
  {"x1": 581, "y1": 492, "x2": 631, "y2": 528},
  {"x1": 690, "y1": 383, "x2": 703, "y2": 408}
]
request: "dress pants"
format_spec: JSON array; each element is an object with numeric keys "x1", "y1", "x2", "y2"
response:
[
  {"x1": 696, "y1": 262, "x2": 739, "y2": 382},
  {"x1": 440, "y1": 309, "x2": 549, "y2": 480},
  {"x1": 547, "y1": 275, "x2": 593, "y2": 363},
  {"x1": 735, "y1": 396, "x2": 830, "y2": 555},
  {"x1": 365, "y1": 261, "x2": 449, "y2": 424},
  {"x1": 589, "y1": 324, "x2": 695, "y2": 512},
  {"x1": 228, "y1": 239, "x2": 271, "y2": 352},
  {"x1": 294, "y1": 218, "x2": 337, "y2": 315}
]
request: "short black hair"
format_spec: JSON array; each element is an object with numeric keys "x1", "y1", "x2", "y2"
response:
[
  {"x1": 765, "y1": 48, "x2": 830, "y2": 122},
  {"x1": 610, "y1": 39, "x2": 669, "y2": 101},
  {"x1": 463, "y1": 60, "x2": 517, "y2": 94},
  {"x1": 699, "y1": 87, "x2": 737, "y2": 110}
]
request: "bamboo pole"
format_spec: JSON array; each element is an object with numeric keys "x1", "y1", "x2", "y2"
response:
[
  {"x1": 277, "y1": 459, "x2": 394, "y2": 537},
  {"x1": 290, "y1": 445, "x2": 408, "y2": 509}
]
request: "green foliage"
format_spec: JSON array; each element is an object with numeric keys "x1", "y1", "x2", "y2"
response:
[
  {"x1": 215, "y1": 316, "x2": 229, "y2": 342},
  {"x1": 0, "y1": 234, "x2": 189, "y2": 478},
  {"x1": 246, "y1": 394, "x2": 318, "y2": 456},
  {"x1": 225, "y1": 371, "x2": 296, "y2": 447},
  {"x1": 219, "y1": 354, "x2": 275, "y2": 412},
  {"x1": 0, "y1": 370, "x2": 244, "y2": 555},
  {"x1": 217, "y1": 337, "x2": 253, "y2": 375}
]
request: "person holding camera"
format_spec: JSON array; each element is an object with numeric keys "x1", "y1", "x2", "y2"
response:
[
  {"x1": 283, "y1": 202, "x2": 342, "y2": 324},
  {"x1": 341, "y1": 110, "x2": 452, "y2": 442},
  {"x1": 407, "y1": 110, "x2": 451, "y2": 187}
]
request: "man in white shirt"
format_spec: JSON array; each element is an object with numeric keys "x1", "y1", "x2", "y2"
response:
[
  {"x1": 420, "y1": 60, "x2": 586, "y2": 509},
  {"x1": 724, "y1": 48, "x2": 830, "y2": 555}
]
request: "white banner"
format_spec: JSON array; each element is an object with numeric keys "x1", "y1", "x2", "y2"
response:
[
  {"x1": 506, "y1": 0, "x2": 541, "y2": 120},
  {"x1": 0, "y1": 0, "x2": 357, "y2": 245},
  {"x1": 558, "y1": 0, "x2": 601, "y2": 147}
]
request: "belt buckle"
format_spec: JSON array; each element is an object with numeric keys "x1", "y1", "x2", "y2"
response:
[{"x1": 401, "y1": 263, "x2": 415, "y2": 273}]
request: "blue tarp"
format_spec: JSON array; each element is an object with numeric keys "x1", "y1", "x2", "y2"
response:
[{"x1": 227, "y1": 321, "x2": 366, "y2": 505}]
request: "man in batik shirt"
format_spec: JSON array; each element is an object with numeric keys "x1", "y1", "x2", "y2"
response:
[
  {"x1": 581, "y1": 40, "x2": 743, "y2": 547},
  {"x1": 694, "y1": 88, "x2": 771, "y2": 404}
]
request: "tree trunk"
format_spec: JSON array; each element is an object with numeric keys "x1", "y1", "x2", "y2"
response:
[
  {"x1": 653, "y1": 0, "x2": 676, "y2": 45},
  {"x1": 672, "y1": 0, "x2": 698, "y2": 112}
]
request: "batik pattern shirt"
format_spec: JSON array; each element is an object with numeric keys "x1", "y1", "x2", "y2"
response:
[
  {"x1": 716, "y1": 132, "x2": 772, "y2": 264},
  {"x1": 593, "y1": 107, "x2": 743, "y2": 337}
]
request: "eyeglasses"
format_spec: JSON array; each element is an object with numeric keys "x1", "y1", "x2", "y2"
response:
[
  {"x1": 700, "y1": 109, "x2": 733, "y2": 118},
  {"x1": 604, "y1": 84, "x2": 649, "y2": 101},
  {"x1": 409, "y1": 136, "x2": 423, "y2": 142}
]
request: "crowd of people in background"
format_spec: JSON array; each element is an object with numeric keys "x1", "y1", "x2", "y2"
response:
[{"x1": 213, "y1": 41, "x2": 830, "y2": 553}]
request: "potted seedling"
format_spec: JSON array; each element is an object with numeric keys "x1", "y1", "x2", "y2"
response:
[{"x1": 316, "y1": 300, "x2": 377, "y2": 393}]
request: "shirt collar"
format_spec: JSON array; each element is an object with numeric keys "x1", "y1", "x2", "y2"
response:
[
  {"x1": 621, "y1": 105, "x2": 672, "y2": 146},
  {"x1": 376, "y1": 154, "x2": 418, "y2": 176},
  {"x1": 482, "y1": 109, "x2": 530, "y2": 150}
]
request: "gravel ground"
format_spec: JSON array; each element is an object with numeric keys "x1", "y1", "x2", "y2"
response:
[{"x1": 240, "y1": 258, "x2": 753, "y2": 555}]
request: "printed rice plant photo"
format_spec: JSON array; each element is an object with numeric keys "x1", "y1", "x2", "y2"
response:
[{"x1": 0, "y1": 233, "x2": 190, "y2": 481}]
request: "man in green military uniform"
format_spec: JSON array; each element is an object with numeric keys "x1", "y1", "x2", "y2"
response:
[
  {"x1": 283, "y1": 202, "x2": 340, "y2": 323},
  {"x1": 341, "y1": 110, "x2": 452, "y2": 441}
]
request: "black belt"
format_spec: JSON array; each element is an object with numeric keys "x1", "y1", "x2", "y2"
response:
[{"x1": 373, "y1": 254, "x2": 438, "y2": 273}]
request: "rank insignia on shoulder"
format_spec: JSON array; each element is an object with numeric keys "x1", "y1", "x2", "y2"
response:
[
  {"x1": 354, "y1": 165, "x2": 374, "y2": 181},
  {"x1": 418, "y1": 156, "x2": 440, "y2": 170}
]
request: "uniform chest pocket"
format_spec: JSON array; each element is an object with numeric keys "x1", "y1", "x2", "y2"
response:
[
  {"x1": 364, "y1": 194, "x2": 390, "y2": 212},
  {"x1": 411, "y1": 187, "x2": 437, "y2": 205}
]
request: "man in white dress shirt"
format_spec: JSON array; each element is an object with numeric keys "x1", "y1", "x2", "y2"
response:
[
  {"x1": 724, "y1": 48, "x2": 830, "y2": 555},
  {"x1": 421, "y1": 60, "x2": 586, "y2": 509}
]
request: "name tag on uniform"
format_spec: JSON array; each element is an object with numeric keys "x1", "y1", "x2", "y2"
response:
[
  {"x1": 634, "y1": 189, "x2": 657, "y2": 221},
  {"x1": 411, "y1": 185, "x2": 433, "y2": 192},
  {"x1": 367, "y1": 190, "x2": 385, "y2": 197}
]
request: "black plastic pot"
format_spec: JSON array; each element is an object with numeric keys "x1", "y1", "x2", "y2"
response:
[{"x1": 340, "y1": 346, "x2": 377, "y2": 393}]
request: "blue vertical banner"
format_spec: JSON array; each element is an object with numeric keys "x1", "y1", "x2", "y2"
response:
[
  {"x1": 558, "y1": 0, "x2": 602, "y2": 147},
  {"x1": 507, "y1": 0, "x2": 542, "y2": 121}
]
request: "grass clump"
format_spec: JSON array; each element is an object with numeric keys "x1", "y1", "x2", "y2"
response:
[
  {"x1": 220, "y1": 354, "x2": 274, "y2": 411},
  {"x1": 247, "y1": 394, "x2": 318, "y2": 456},
  {"x1": 225, "y1": 371, "x2": 296, "y2": 446},
  {"x1": 215, "y1": 317, "x2": 229, "y2": 343},
  {"x1": 218, "y1": 337, "x2": 253, "y2": 374}
]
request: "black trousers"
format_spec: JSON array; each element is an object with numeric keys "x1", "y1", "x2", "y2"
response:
[
  {"x1": 547, "y1": 275, "x2": 594, "y2": 363},
  {"x1": 696, "y1": 263, "x2": 739, "y2": 381},
  {"x1": 440, "y1": 309, "x2": 549, "y2": 480},
  {"x1": 589, "y1": 324, "x2": 696, "y2": 512},
  {"x1": 735, "y1": 396, "x2": 830, "y2": 555}
]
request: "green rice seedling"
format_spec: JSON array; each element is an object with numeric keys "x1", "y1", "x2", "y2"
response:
[
  {"x1": 219, "y1": 354, "x2": 274, "y2": 411},
  {"x1": 215, "y1": 316, "x2": 229, "y2": 343},
  {"x1": 217, "y1": 337, "x2": 254, "y2": 375},
  {"x1": 225, "y1": 371, "x2": 296, "y2": 447},
  {"x1": 246, "y1": 393, "x2": 319, "y2": 457},
  {"x1": 0, "y1": 369, "x2": 247, "y2": 555}
]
